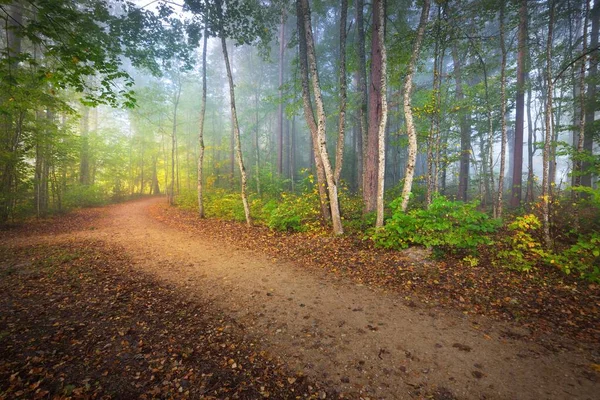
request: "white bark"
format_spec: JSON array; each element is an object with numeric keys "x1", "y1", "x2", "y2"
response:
[{"x1": 400, "y1": 0, "x2": 430, "y2": 212}]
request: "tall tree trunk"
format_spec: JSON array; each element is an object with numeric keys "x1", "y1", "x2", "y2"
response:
[
  {"x1": 355, "y1": 0, "x2": 367, "y2": 193},
  {"x1": 297, "y1": 0, "x2": 331, "y2": 221},
  {"x1": 169, "y1": 75, "x2": 182, "y2": 206},
  {"x1": 79, "y1": 106, "x2": 90, "y2": 185},
  {"x1": 526, "y1": 83, "x2": 535, "y2": 202},
  {"x1": 573, "y1": 1, "x2": 589, "y2": 198},
  {"x1": 375, "y1": 0, "x2": 390, "y2": 227},
  {"x1": 400, "y1": 0, "x2": 430, "y2": 212},
  {"x1": 583, "y1": 1, "x2": 599, "y2": 187},
  {"x1": 277, "y1": 10, "x2": 285, "y2": 175},
  {"x1": 452, "y1": 45, "x2": 471, "y2": 202},
  {"x1": 497, "y1": 3, "x2": 508, "y2": 218},
  {"x1": 221, "y1": 36, "x2": 251, "y2": 226},
  {"x1": 510, "y1": 0, "x2": 528, "y2": 207},
  {"x1": 299, "y1": 0, "x2": 343, "y2": 235},
  {"x1": 542, "y1": 0, "x2": 555, "y2": 248},
  {"x1": 427, "y1": 5, "x2": 443, "y2": 208},
  {"x1": 364, "y1": 0, "x2": 384, "y2": 214},
  {"x1": 197, "y1": 28, "x2": 208, "y2": 218},
  {"x1": 334, "y1": 0, "x2": 348, "y2": 184}
]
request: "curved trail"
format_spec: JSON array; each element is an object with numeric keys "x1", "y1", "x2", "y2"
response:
[{"x1": 10, "y1": 198, "x2": 599, "y2": 399}]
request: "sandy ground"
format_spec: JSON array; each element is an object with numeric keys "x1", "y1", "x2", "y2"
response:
[{"x1": 6, "y1": 197, "x2": 599, "y2": 399}]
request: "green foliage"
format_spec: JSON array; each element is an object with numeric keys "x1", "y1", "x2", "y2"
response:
[
  {"x1": 371, "y1": 196, "x2": 499, "y2": 255},
  {"x1": 495, "y1": 214, "x2": 547, "y2": 272},
  {"x1": 267, "y1": 191, "x2": 321, "y2": 232},
  {"x1": 63, "y1": 185, "x2": 108, "y2": 209},
  {"x1": 204, "y1": 189, "x2": 247, "y2": 222},
  {"x1": 547, "y1": 233, "x2": 600, "y2": 282}
]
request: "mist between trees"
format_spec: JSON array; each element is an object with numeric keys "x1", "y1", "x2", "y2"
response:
[{"x1": 1, "y1": 0, "x2": 599, "y2": 279}]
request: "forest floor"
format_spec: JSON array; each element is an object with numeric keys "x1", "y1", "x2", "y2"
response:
[{"x1": 1, "y1": 196, "x2": 599, "y2": 399}]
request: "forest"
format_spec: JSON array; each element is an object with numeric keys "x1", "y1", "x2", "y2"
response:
[{"x1": 1, "y1": 0, "x2": 600, "y2": 398}]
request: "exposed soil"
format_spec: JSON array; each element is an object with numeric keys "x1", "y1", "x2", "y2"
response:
[{"x1": 2, "y1": 197, "x2": 599, "y2": 399}]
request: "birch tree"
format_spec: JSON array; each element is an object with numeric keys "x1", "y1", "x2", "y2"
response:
[{"x1": 400, "y1": 0, "x2": 430, "y2": 212}]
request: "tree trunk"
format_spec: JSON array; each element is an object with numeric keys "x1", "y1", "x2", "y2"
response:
[
  {"x1": 497, "y1": 3, "x2": 508, "y2": 218},
  {"x1": 451, "y1": 45, "x2": 471, "y2": 202},
  {"x1": 334, "y1": 0, "x2": 348, "y2": 184},
  {"x1": 221, "y1": 36, "x2": 251, "y2": 226},
  {"x1": 296, "y1": 0, "x2": 331, "y2": 221},
  {"x1": 197, "y1": 28, "x2": 208, "y2": 217},
  {"x1": 400, "y1": 0, "x2": 430, "y2": 212},
  {"x1": 169, "y1": 75, "x2": 182, "y2": 206},
  {"x1": 542, "y1": 0, "x2": 555, "y2": 248},
  {"x1": 375, "y1": 0, "x2": 389, "y2": 227},
  {"x1": 364, "y1": 0, "x2": 384, "y2": 214},
  {"x1": 79, "y1": 106, "x2": 91, "y2": 185},
  {"x1": 510, "y1": 0, "x2": 528, "y2": 208},
  {"x1": 355, "y1": 0, "x2": 367, "y2": 194},
  {"x1": 574, "y1": 1, "x2": 590, "y2": 194},
  {"x1": 299, "y1": 0, "x2": 343, "y2": 235},
  {"x1": 526, "y1": 83, "x2": 535, "y2": 203},
  {"x1": 583, "y1": 1, "x2": 599, "y2": 187},
  {"x1": 277, "y1": 10, "x2": 285, "y2": 175}
]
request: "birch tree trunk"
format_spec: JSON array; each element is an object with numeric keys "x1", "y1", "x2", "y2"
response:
[
  {"x1": 197, "y1": 28, "x2": 208, "y2": 218},
  {"x1": 296, "y1": 0, "x2": 331, "y2": 221},
  {"x1": 221, "y1": 36, "x2": 251, "y2": 226},
  {"x1": 582, "y1": 1, "x2": 599, "y2": 188},
  {"x1": 334, "y1": 0, "x2": 348, "y2": 184},
  {"x1": 299, "y1": 0, "x2": 343, "y2": 235},
  {"x1": 497, "y1": 3, "x2": 508, "y2": 218},
  {"x1": 375, "y1": 0, "x2": 388, "y2": 227},
  {"x1": 542, "y1": 0, "x2": 555, "y2": 248},
  {"x1": 400, "y1": 0, "x2": 430, "y2": 212}
]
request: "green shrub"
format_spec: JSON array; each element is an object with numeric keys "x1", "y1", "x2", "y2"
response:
[
  {"x1": 203, "y1": 189, "x2": 246, "y2": 222},
  {"x1": 548, "y1": 233, "x2": 600, "y2": 281},
  {"x1": 63, "y1": 184, "x2": 108, "y2": 209},
  {"x1": 175, "y1": 189, "x2": 198, "y2": 211},
  {"x1": 267, "y1": 191, "x2": 321, "y2": 232},
  {"x1": 495, "y1": 214, "x2": 547, "y2": 272},
  {"x1": 371, "y1": 195, "x2": 499, "y2": 255}
]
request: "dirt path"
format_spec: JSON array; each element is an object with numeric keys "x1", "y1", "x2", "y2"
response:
[{"x1": 7, "y1": 198, "x2": 599, "y2": 399}]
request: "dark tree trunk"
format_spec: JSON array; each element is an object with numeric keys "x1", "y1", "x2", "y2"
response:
[
  {"x1": 510, "y1": 0, "x2": 528, "y2": 207},
  {"x1": 364, "y1": 0, "x2": 384, "y2": 213},
  {"x1": 355, "y1": 0, "x2": 367, "y2": 193},
  {"x1": 452, "y1": 45, "x2": 471, "y2": 202}
]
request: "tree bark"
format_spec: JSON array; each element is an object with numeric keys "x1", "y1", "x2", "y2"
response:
[
  {"x1": 221, "y1": 36, "x2": 251, "y2": 226},
  {"x1": 299, "y1": 0, "x2": 343, "y2": 235},
  {"x1": 583, "y1": 1, "x2": 599, "y2": 187},
  {"x1": 334, "y1": 0, "x2": 348, "y2": 184},
  {"x1": 277, "y1": 10, "x2": 285, "y2": 175},
  {"x1": 497, "y1": 3, "x2": 508, "y2": 218},
  {"x1": 355, "y1": 0, "x2": 367, "y2": 194},
  {"x1": 296, "y1": 0, "x2": 331, "y2": 221},
  {"x1": 197, "y1": 27, "x2": 208, "y2": 217},
  {"x1": 510, "y1": 0, "x2": 528, "y2": 208},
  {"x1": 452, "y1": 45, "x2": 471, "y2": 202},
  {"x1": 400, "y1": 0, "x2": 430, "y2": 212},
  {"x1": 364, "y1": 0, "x2": 384, "y2": 214},
  {"x1": 542, "y1": 0, "x2": 555, "y2": 248},
  {"x1": 375, "y1": 0, "x2": 389, "y2": 227},
  {"x1": 79, "y1": 106, "x2": 91, "y2": 185}
]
